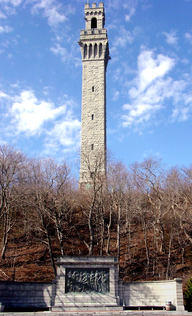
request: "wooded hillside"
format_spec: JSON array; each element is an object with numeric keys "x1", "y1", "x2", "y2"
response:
[{"x1": 0, "y1": 144, "x2": 192, "y2": 286}]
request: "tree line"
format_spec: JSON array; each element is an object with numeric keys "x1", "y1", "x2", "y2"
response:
[{"x1": 0, "y1": 144, "x2": 192, "y2": 280}]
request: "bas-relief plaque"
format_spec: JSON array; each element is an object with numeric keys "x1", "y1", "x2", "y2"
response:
[{"x1": 65, "y1": 268, "x2": 109, "y2": 293}]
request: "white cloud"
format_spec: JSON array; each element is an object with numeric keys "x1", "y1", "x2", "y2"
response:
[
  {"x1": 163, "y1": 30, "x2": 178, "y2": 45},
  {"x1": 172, "y1": 91, "x2": 192, "y2": 121},
  {"x1": 106, "y1": 0, "x2": 121, "y2": 10},
  {"x1": 185, "y1": 31, "x2": 192, "y2": 45},
  {"x1": 112, "y1": 91, "x2": 120, "y2": 101},
  {"x1": 0, "y1": 25, "x2": 12, "y2": 33},
  {"x1": 121, "y1": 49, "x2": 180, "y2": 128},
  {"x1": 0, "y1": 11, "x2": 7, "y2": 19},
  {"x1": 0, "y1": 0, "x2": 22, "y2": 6},
  {"x1": 42, "y1": 86, "x2": 52, "y2": 96},
  {"x1": 46, "y1": 119, "x2": 81, "y2": 150},
  {"x1": 172, "y1": 106, "x2": 191, "y2": 122},
  {"x1": 10, "y1": 90, "x2": 66, "y2": 135},
  {"x1": 30, "y1": 0, "x2": 67, "y2": 26},
  {"x1": 50, "y1": 44, "x2": 69, "y2": 62},
  {"x1": 0, "y1": 0, "x2": 22, "y2": 17},
  {"x1": 136, "y1": 50, "x2": 175, "y2": 93},
  {"x1": 113, "y1": 27, "x2": 133, "y2": 48},
  {"x1": 125, "y1": 8, "x2": 136, "y2": 22},
  {"x1": 0, "y1": 91, "x2": 8, "y2": 98},
  {"x1": 107, "y1": 0, "x2": 137, "y2": 10},
  {"x1": 181, "y1": 58, "x2": 189, "y2": 65},
  {"x1": 0, "y1": 87, "x2": 81, "y2": 154}
]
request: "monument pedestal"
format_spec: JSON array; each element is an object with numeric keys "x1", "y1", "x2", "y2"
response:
[{"x1": 52, "y1": 256, "x2": 123, "y2": 311}]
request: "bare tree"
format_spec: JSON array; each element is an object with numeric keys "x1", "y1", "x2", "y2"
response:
[
  {"x1": 108, "y1": 161, "x2": 129, "y2": 263},
  {"x1": 27, "y1": 157, "x2": 73, "y2": 275},
  {"x1": 42, "y1": 160, "x2": 74, "y2": 256},
  {"x1": 179, "y1": 166, "x2": 192, "y2": 245},
  {"x1": 78, "y1": 150, "x2": 107, "y2": 255},
  {"x1": 0, "y1": 145, "x2": 26, "y2": 260},
  {"x1": 131, "y1": 157, "x2": 166, "y2": 276}
]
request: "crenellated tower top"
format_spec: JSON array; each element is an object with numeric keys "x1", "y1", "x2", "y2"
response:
[
  {"x1": 79, "y1": 2, "x2": 110, "y2": 66},
  {"x1": 84, "y1": 2, "x2": 105, "y2": 30}
]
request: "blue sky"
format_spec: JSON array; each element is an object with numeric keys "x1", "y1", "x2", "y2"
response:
[{"x1": 0, "y1": 0, "x2": 192, "y2": 178}]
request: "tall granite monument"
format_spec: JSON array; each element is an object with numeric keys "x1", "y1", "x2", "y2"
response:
[{"x1": 78, "y1": 2, "x2": 110, "y2": 187}]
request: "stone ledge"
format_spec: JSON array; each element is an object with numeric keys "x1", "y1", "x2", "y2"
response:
[
  {"x1": 57, "y1": 262, "x2": 118, "y2": 266},
  {"x1": 52, "y1": 305, "x2": 123, "y2": 312},
  {"x1": 0, "y1": 311, "x2": 191, "y2": 316}
]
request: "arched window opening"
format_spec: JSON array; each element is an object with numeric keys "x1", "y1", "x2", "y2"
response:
[
  {"x1": 84, "y1": 44, "x2": 87, "y2": 59},
  {"x1": 91, "y1": 17, "x2": 97, "y2": 29},
  {"x1": 92, "y1": 86, "x2": 94, "y2": 92},
  {"x1": 89, "y1": 44, "x2": 92, "y2": 58},
  {"x1": 99, "y1": 43, "x2": 102, "y2": 58},
  {"x1": 94, "y1": 44, "x2": 97, "y2": 58}
]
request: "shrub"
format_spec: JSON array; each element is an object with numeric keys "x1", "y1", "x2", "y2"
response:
[{"x1": 184, "y1": 278, "x2": 192, "y2": 311}]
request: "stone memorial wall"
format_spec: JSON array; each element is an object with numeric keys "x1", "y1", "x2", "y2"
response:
[
  {"x1": 52, "y1": 257, "x2": 121, "y2": 311},
  {"x1": 0, "y1": 257, "x2": 185, "y2": 312}
]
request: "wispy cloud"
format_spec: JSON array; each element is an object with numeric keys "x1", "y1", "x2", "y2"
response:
[
  {"x1": 112, "y1": 90, "x2": 120, "y2": 101},
  {"x1": 0, "y1": 25, "x2": 12, "y2": 33},
  {"x1": 107, "y1": 0, "x2": 137, "y2": 11},
  {"x1": 30, "y1": 0, "x2": 68, "y2": 26},
  {"x1": 113, "y1": 27, "x2": 134, "y2": 48},
  {"x1": 45, "y1": 119, "x2": 81, "y2": 155},
  {"x1": 185, "y1": 30, "x2": 192, "y2": 45},
  {"x1": 163, "y1": 30, "x2": 178, "y2": 45},
  {"x1": 172, "y1": 92, "x2": 192, "y2": 121},
  {"x1": 0, "y1": 0, "x2": 23, "y2": 6},
  {"x1": 0, "y1": 0, "x2": 23, "y2": 17},
  {"x1": 121, "y1": 49, "x2": 180, "y2": 128},
  {"x1": 106, "y1": 0, "x2": 122, "y2": 10},
  {"x1": 0, "y1": 91, "x2": 8, "y2": 98},
  {"x1": 50, "y1": 44, "x2": 70, "y2": 62},
  {"x1": 125, "y1": 8, "x2": 136, "y2": 22},
  {"x1": 0, "y1": 11, "x2": 7, "y2": 19}
]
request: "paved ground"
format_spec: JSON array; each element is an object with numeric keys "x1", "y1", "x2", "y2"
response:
[{"x1": 0, "y1": 311, "x2": 192, "y2": 316}]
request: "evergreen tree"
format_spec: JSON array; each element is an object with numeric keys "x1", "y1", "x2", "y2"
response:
[{"x1": 184, "y1": 278, "x2": 192, "y2": 311}]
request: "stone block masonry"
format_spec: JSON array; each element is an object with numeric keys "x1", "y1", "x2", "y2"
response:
[
  {"x1": 52, "y1": 256, "x2": 122, "y2": 311},
  {"x1": 0, "y1": 281, "x2": 52, "y2": 310},
  {"x1": 0, "y1": 259, "x2": 185, "y2": 312},
  {"x1": 79, "y1": 2, "x2": 110, "y2": 187},
  {"x1": 119, "y1": 278, "x2": 184, "y2": 311}
]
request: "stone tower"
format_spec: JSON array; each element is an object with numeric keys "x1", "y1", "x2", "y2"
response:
[{"x1": 79, "y1": 2, "x2": 110, "y2": 187}]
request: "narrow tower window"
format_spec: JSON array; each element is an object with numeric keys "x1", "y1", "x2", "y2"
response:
[
  {"x1": 89, "y1": 44, "x2": 92, "y2": 58},
  {"x1": 91, "y1": 114, "x2": 94, "y2": 120},
  {"x1": 92, "y1": 86, "x2": 94, "y2": 92},
  {"x1": 90, "y1": 172, "x2": 94, "y2": 179},
  {"x1": 99, "y1": 43, "x2": 102, "y2": 57},
  {"x1": 94, "y1": 43, "x2": 97, "y2": 58},
  {"x1": 91, "y1": 144, "x2": 94, "y2": 150},
  {"x1": 91, "y1": 17, "x2": 97, "y2": 29},
  {"x1": 84, "y1": 44, "x2": 87, "y2": 59}
]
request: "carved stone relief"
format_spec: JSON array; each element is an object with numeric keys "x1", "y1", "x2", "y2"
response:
[{"x1": 65, "y1": 268, "x2": 109, "y2": 293}]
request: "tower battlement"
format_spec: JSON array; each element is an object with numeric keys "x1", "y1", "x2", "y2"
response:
[
  {"x1": 84, "y1": 2, "x2": 105, "y2": 30},
  {"x1": 85, "y1": 2, "x2": 104, "y2": 9}
]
